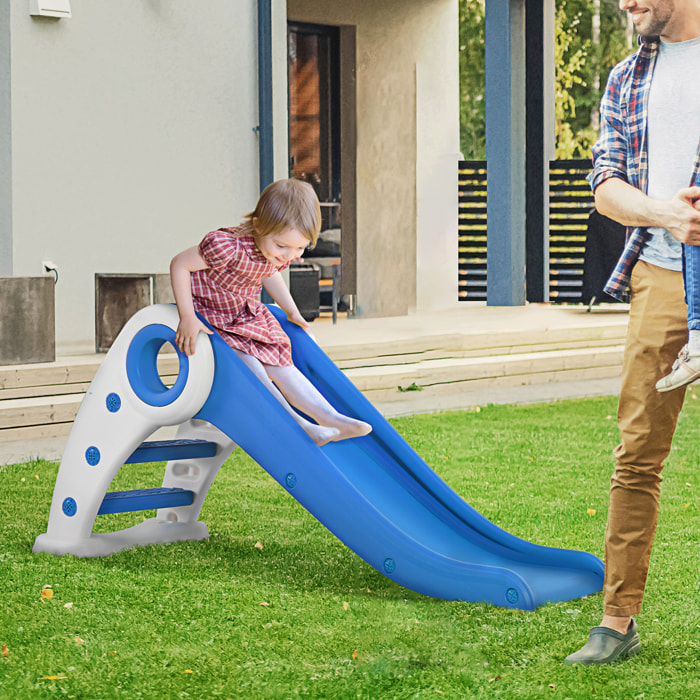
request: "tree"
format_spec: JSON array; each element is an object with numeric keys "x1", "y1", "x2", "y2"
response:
[
  {"x1": 459, "y1": 0, "x2": 486, "y2": 159},
  {"x1": 459, "y1": 0, "x2": 630, "y2": 160},
  {"x1": 554, "y1": 0, "x2": 630, "y2": 157},
  {"x1": 554, "y1": 1, "x2": 593, "y2": 157}
]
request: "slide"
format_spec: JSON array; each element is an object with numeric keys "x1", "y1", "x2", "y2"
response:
[{"x1": 193, "y1": 306, "x2": 604, "y2": 610}]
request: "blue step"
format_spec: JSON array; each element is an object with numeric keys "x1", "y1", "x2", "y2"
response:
[
  {"x1": 125, "y1": 439, "x2": 217, "y2": 464},
  {"x1": 98, "y1": 487, "x2": 195, "y2": 515}
]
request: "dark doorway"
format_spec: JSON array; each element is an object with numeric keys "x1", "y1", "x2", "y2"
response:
[{"x1": 288, "y1": 21, "x2": 356, "y2": 301}]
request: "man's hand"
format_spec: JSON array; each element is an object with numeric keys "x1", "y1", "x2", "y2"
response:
[
  {"x1": 595, "y1": 179, "x2": 700, "y2": 245},
  {"x1": 665, "y1": 186, "x2": 700, "y2": 245}
]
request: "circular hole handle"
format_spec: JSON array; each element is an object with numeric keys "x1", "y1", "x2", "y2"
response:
[{"x1": 126, "y1": 324, "x2": 190, "y2": 407}]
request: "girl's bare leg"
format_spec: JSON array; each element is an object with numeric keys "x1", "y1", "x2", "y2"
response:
[
  {"x1": 264, "y1": 364, "x2": 372, "y2": 441},
  {"x1": 233, "y1": 350, "x2": 339, "y2": 446}
]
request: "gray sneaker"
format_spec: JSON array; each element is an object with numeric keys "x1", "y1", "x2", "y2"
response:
[
  {"x1": 656, "y1": 344, "x2": 700, "y2": 392},
  {"x1": 564, "y1": 619, "x2": 641, "y2": 666}
]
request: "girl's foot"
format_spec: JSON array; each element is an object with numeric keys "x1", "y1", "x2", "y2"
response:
[
  {"x1": 328, "y1": 416, "x2": 372, "y2": 442},
  {"x1": 656, "y1": 344, "x2": 700, "y2": 392},
  {"x1": 306, "y1": 425, "x2": 341, "y2": 447}
]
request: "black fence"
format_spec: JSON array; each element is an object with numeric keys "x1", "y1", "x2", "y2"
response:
[
  {"x1": 457, "y1": 161, "x2": 488, "y2": 300},
  {"x1": 458, "y1": 159, "x2": 595, "y2": 303}
]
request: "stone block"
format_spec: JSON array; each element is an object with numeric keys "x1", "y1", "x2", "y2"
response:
[
  {"x1": 95, "y1": 273, "x2": 174, "y2": 352},
  {"x1": 0, "y1": 277, "x2": 56, "y2": 365}
]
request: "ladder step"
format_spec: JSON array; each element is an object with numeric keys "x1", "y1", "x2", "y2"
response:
[
  {"x1": 125, "y1": 439, "x2": 217, "y2": 464},
  {"x1": 98, "y1": 487, "x2": 195, "y2": 515}
]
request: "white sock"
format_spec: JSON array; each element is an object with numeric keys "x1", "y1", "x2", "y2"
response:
[{"x1": 689, "y1": 330, "x2": 700, "y2": 355}]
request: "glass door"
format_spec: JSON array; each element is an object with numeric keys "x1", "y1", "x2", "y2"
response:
[{"x1": 288, "y1": 22, "x2": 341, "y2": 254}]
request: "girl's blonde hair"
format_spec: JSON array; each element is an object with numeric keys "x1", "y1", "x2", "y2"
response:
[{"x1": 239, "y1": 179, "x2": 321, "y2": 246}]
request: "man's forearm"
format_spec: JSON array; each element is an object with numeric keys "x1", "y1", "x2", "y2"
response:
[
  {"x1": 595, "y1": 177, "x2": 700, "y2": 244},
  {"x1": 595, "y1": 178, "x2": 664, "y2": 228}
]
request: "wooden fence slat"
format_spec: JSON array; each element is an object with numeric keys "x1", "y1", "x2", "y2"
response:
[
  {"x1": 457, "y1": 161, "x2": 489, "y2": 301},
  {"x1": 458, "y1": 159, "x2": 594, "y2": 303}
]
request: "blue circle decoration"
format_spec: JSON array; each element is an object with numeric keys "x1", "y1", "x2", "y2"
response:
[
  {"x1": 126, "y1": 324, "x2": 189, "y2": 407},
  {"x1": 106, "y1": 392, "x2": 121, "y2": 413},
  {"x1": 506, "y1": 588, "x2": 519, "y2": 604},
  {"x1": 285, "y1": 473, "x2": 297, "y2": 489},
  {"x1": 383, "y1": 558, "x2": 396, "y2": 574},
  {"x1": 62, "y1": 497, "x2": 77, "y2": 517},
  {"x1": 85, "y1": 446, "x2": 101, "y2": 466}
]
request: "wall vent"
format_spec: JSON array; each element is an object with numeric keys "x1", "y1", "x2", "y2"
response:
[{"x1": 30, "y1": 0, "x2": 72, "y2": 19}]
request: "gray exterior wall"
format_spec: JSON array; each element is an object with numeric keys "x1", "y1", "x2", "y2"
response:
[
  {"x1": 6, "y1": 2, "x2": 275, "y2": 351},
  {"x1": 3, "y1": 0, "x2": 459, "y2": 350},
  {"x1": 0, "y1": 0, "x2": 11, "y2": 277}
]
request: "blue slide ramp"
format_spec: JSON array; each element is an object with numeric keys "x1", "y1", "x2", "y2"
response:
[{"x1": 194, "y1": 306, "x2": 604, "y2": 611}]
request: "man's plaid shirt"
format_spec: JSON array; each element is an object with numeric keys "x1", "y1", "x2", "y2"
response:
[{"x1": 588, "y1": 36, "x2": 700, "y2": 302}]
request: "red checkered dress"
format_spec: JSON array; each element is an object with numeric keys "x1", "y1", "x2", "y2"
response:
[{"x1": 191, "y1": 228, "x2": 293, "y2": 366}]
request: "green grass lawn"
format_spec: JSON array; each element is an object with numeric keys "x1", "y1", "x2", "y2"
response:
[{"x1": 2, "y1": 393, "x2": 700, "y2": 699}]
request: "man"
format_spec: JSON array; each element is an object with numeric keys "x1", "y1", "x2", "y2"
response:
[{"x1": 565, "y1": 0, "x2": 700, "y2": 665}]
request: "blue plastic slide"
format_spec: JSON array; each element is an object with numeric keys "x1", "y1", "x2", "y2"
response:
[{"x1": 193, "y1": 306, "x2": 604, "y2": 610}]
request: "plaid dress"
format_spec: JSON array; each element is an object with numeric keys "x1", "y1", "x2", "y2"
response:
[{"x1": 191, "y1": 228, "x2": 293, "y2": 366}]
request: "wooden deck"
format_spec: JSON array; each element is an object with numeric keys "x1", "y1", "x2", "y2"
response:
[{"x1": 0, "y1": 303, "x2": 629, "y2": 463}]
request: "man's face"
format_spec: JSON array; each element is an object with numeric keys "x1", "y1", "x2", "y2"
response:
[{"x1": 619, "y1": 0, "x2": 677, "y2": 38}]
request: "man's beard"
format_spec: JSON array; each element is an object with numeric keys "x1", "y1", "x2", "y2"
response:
[{"x1": 634, "y1": 0, "x2": 675, "y2": 37}]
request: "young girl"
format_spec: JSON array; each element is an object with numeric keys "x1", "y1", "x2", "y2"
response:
[{"x1": 170, "y1": 178, "x2": 372, "y2": 446}]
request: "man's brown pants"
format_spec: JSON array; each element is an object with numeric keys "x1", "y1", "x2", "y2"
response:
[{"x1": 604, "y1": 261, "x2": 688, "y2": 616}]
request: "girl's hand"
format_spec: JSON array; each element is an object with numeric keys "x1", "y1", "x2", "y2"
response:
[
  {"x1": 175, "y1": 316, "x2": 213, "y2": 356},
  {"x1": 287, "y1": 310, "x2": 310, "y2": 330}
]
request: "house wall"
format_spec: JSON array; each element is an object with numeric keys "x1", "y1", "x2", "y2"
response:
[
  {"x1": 288, "y1": 0, "x2": 460, "y2": 317},
  {"x1": 3, "y1": 1, "x2": 289, "y2": 351},
  {"x1": 2, "y1": 0, "x2": 459, "y2": 350},
  {"x1": 0, "y1": 1, "x2": 11, "y2": 278}
]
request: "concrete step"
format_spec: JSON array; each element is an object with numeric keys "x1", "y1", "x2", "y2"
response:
[
  {"x1": 327, "y1": 324, "x2": 627, "y2": 369},
  {"x1": 0, "y1": 353, "x2": 181, "y2": 442},
  {"x1": 0, "y1": 354, "x2": 179, "y2": 400},
  {"x1": 346, "y1": 345, "x2": 624, "y2": 401},
  {"x1": 0, "y1": 341, "x2": 624, "y2": 446}
]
